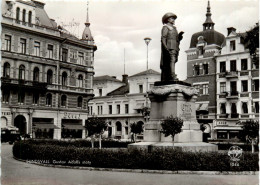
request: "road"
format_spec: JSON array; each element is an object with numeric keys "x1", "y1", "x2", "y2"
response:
[{"x1": 1, "y1": 144, "x2": 258, "y2": 185}]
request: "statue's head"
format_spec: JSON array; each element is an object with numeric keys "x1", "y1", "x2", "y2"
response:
[{"x1": 162, "y1": 13, "x2": 177, "y2": 24}]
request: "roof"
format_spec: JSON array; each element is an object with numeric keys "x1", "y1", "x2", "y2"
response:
[
  {"x1": 190, "y1": 29, "x2": 225, "y2": 48},
  {"x1": 107, "y1": 84, "x2": 129, "y2": 96},
  {"x1": 93, "y1": 75, "x2": 123, "y2": 83},
  {"x1": 222, "y1": 32, "x2": 247, "y2": 47},
  {"x1": 129, "y1": 69, "x2": 160, "y2": 78}
]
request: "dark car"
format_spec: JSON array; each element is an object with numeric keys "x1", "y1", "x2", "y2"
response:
[{"x1": 1, "y1": 129, "x2": 21, "y2": 144}]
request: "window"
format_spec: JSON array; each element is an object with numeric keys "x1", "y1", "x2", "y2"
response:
[
  {"x1": 220, "y1": 82, "x2": 226, "y2": 93},
  {"x1": 18, "y1": 91, "x2": 25, "y2": 104},
  {"x1": 109, "y1": 105, "x2": 112, "y2": 114},
  {"x1": 253, "y1": 80, "x2": 259, "y2": 91},
  {"x1": 28, "y1": 11, "x2": 32, "y2": 25},
  {"x1": 99, "y1": 89, "x2": 102, "y2": 96},
  {"x1": 61, "y1": 95, "x2": 67, "y2": 107},
  {"x1": 231, "y1": 103, "x2": 237, "y2": 114},
  {"x1": 255, "y1": 102, "x2": 259, "y2": 113},
  {"x1": 22, "y1": 9, "x2": 26, "y2": 22},
  {"x1": 230, "y1": 40, "x2": 236, "y2": 51},
  {"x1": 241, "y1": 59, "x2": 248, "y2": 70},
  {"x1": 217, "y1": 131, "x2": 227, "y2": 139},
  {"x1": 33, "y1": 67, "x2": 39, "y2": 82},
  {"x1": 3, "y1": 63, "x2": 10, "y2": 78},
  {"x1": 88, "y1": 106, "x2": 93, "y2": 115},
  {"x1": 34, "y1": 41, "x2": 40, "y2": 56},
  {"x1": 78, "y1": 52, "x2": 84, "y2": 65},
  {"x1": 203, "y1": 64, "x2": 208, "y2": 74},
  {"x1": 19, "y1": 65, "x2": 25, "y2": 80},
  {"x1": 202, "y1": 84, "x2": 208, "y2": 95},
  {"x1": 16, "y1": 7, "x2": 20, "y2": 22},
  {"x1": 98, "y1": 106, "x2": 103, "y2": 115},
  {"x1": 2, "y1": 90, "x2": 10, "y2": 103},
  {"x1": 62, "y1": 48, "x2": 68, "y2": 62},
  {"x1": 117, "y1": 105, "x2": 120, "y2": 114},
  {"x1": 220, "y1": 62, "x2": 226, "y2": 73},
  {"x1": 33, "y1": 93, "x2": 39, "y2": 105},
  {"x1": 139, "y1": 85, "x2": 143, "y2": 93},
  {"x1": 242, "y1": 102, "x2": 248, "y2": 114},
  {"x1": 46, "y1": 93, "x2": 52, "y2": 106},
  {"x1": 220, "y1": 103, "x2": 226, "y2": 114},
  {"x1": 20, "y1": 38, "x2": 26, "y2": 54},
  {"x1": 241, "y1": 80, "x2": 248, "y2": 92},
  {"x1": 194, "y1": 65, "x2": 200, "y2": 75},
  {"x1": 5, "y1": 35, "x2": 11, "y2": 51},
  {"x1": 77, "y1": 97, "x2": 83, "y2": 108},
  {"x1": 62, "y1": 72, "x2": 67, "y2": 86},
  {"x1": 198, "y1": 46, "x2": 204, "y2": 56},
  {"x1": 252, "y1": 59, "x2": 259, "y2": 69},
  {"x1": 230, "y1": 60, "x2": 236, "y2": 72},
  {"x1": 47, "y1": 45, "x2": 53, "y2": 59},
  {"x1": 78, "y1": 75, "x2": 83, "y2": 87},
  {"x1": 125, "y1": 104, "x2": 129, "y2": 114},
  {"x1": 116, "y1": 122, "x2": 122, "y2": 132},
  {"x1": 47, "y1": 70, "x2": 53, "y2": 84}
]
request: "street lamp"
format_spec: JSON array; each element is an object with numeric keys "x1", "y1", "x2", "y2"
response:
[{"x1": 144, "y1": 37, "x2": 151, "y2": 123}]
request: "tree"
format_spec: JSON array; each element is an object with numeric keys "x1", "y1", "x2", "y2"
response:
[
  {"x1": 130, "y1": 122, "x2": 144, "y2": 142},
  {"x1": 85, "y1": 117, "x2": 107, "y2": 149},
  {"x1": 161, "y1": 116, "x2": 183, "y2": 145},
  {"x1": 237, "y1": 119, "x2": 259, "y2": 153},
  {"x1": 244, "y1": 23, "x2": 259, "y2": 62}
]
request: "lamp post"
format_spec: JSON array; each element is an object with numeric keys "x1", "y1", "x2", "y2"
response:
[{"x1": 144, "y1": 37, "x2": 151, "y2": 123}]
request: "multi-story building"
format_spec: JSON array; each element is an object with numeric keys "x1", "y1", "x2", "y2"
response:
[
  {"x1": 214, "y1": 27, "x2": 259, "y2": 140},
  {"x1": 185, "y1": 1, "x2": 225, "y2": 140},
  {"x1": 88, "y1": 69, "x2": 160, "y2": 140},
  {"x1": 1, "y1": 0, "x2": 96, "y2": 139}
]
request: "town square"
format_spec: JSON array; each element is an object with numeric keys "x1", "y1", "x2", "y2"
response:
[{"x1": 1, "y1": 0, "x2": 259, "y2": 184}]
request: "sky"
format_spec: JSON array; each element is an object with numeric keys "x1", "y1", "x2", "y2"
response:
[{"x1": 43, "y1": 0, "x2": 259, "y2": 80}]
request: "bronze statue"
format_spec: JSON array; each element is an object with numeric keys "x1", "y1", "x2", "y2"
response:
[{"x1": 160, "y1": 12, "x2": 184, "y2": 81}]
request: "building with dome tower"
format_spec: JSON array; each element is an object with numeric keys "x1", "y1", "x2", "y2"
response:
[
  {"x1": 185, "y1": 1, "x2": 225, "y2": 141},
  {"x1": 1, "y1": 0, "x2": 96, "y2": 139}
]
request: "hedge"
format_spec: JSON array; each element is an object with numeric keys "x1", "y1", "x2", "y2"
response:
[
  {"x1": 13, "y1": 141, "x2": 259, "y2": 171},
  {"x1": 20, "y1": 139, "x2": 132, "y2": 148}
]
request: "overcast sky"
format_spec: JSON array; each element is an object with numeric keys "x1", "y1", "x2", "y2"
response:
[{"x1": 43, "y1": 0, "x2": 258, "y2": 80}]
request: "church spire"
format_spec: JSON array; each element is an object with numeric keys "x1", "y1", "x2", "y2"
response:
[
  {"x1": 82, "y1": 1, "x2": 93, "y2": 41},
  {"x1": 203, "y1": 0, "x2": 215, "y2": 30}
]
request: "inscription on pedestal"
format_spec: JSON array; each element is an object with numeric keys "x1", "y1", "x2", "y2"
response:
[{"x1": 179, "y1": 103, "x2": 194, "y2": 120}]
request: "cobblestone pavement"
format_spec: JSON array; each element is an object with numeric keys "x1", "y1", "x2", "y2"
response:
[{"x1": 2, "y1": 144, "x2": 259, "y2": 185}]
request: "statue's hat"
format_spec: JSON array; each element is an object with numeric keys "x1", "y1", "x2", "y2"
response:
[{"x1": 162, "y1": 13, "x2": 177, "y2": 24}]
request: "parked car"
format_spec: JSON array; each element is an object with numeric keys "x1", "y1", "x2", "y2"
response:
[{"x1": 1, "y1": 128, "x2": 21, "y2": 144}]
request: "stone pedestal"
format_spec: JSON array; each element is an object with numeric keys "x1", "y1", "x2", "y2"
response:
[{"x1": 128, "y1": 82, "x2": 217, "y2": 152}]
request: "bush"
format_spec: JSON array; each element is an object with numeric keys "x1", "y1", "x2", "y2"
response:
[{"x1": 13, "y1": 141, "x2": 259, "y2": 171}]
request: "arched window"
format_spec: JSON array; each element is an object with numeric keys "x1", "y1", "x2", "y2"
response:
[
  {"x1": 47, "y1": 69, "x2": 53, "y2": 84},
  {"x1": 19, "y1": 65, "x2": 25, "y2": 80},
  {"x1": 33, "y1": 67, "x2": 39, "y2": 82},
  {"x1": 22, "y1": 9, "x2": 26, "y2": 22},
  {"x1": 28, "y1": 11, "x2": 32, "y2": 24},
  {"x1": 46, "y1": 93, "x2": 52, "y2": 106},
  {"x1": 116, "y1": 122, "x2": 122, "y2": 132},
  {"x1": 62, "y1": 72, "x2": 67, "y2": 86},
  {"x1": 77, "y1": 96, "x2": 83, "y2": 108},
  {"x1": 16, "y1": 7, "x2": 20, "y2": 21},
  {"x1": 61, "y1": 95, "x2": 67, "y2": 107},
  {"x1": 3, "y1": 62, "x2": 10, "y2": 78},
  {"x1": 78, "y1": 74, "x2": 83, "y2": 87}
]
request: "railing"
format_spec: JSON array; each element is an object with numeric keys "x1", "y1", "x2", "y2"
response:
[
  {"x1": 1, "y1": 77, "x2": 47, "y2": 88},
  {"x1": 47, "y1": 84, "x2": 93, "y2": 94},
  {"x1": 226, "y1": 71, "x2": 238, "y2": 78}
]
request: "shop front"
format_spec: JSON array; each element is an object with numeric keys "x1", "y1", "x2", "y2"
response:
[
  {"x1": 32, "y1": 118, "x2": 59, "y2": 139},
  {"x1": 61, "y1": 119, "x2": 85, "y2": 139}
]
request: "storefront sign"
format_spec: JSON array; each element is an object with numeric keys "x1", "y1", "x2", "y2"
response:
[
  {"x1": 217, "y1": 121, "x2": 227, "y2": 126},
  {"x1": 63, "y1": 112, "x2": 80, "y2": 119},
  {"x1": 2, "y1": 112, "x2": 11, "y2": 116}
]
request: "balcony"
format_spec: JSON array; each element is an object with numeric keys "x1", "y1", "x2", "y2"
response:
[
  {"x1": 226, "y1": 91, "x2": 239, "y2": 99},
  {"x1": 1, "y1": 77, "x2": 47, "y2": 92},
  {"x1": 226, "y1": 71, "x2": 238, "y2": 78},
  {"x1": 226, "y1": 113, "x2": 239, "y2": 121},
  {"x1": 47, "y1": 84, "x2": 94, "y2": 94}
]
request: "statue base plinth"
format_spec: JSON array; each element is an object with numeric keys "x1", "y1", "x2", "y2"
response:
[
  {"x1": 154, "y1": 80, "x2": 191, "y2": 87},
  {"x1": 128, "y1": 82, "x2": 217, "y2": 152}
]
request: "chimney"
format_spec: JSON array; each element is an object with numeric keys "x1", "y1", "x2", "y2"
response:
[
  {"x1": 122, "y1": 74, "x2": 128, "y2": 84},
  {"x1": 227, "y1": 27, "x2": 236, "y2": 36}
]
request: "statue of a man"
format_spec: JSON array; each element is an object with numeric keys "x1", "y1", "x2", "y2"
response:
[{"x1": 160, "y1": 12, "x2": 184, "y2": 81}]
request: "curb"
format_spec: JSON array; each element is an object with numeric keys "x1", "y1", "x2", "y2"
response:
[{"x1": 13, "y1": 157, "x2": 258, "y2": 175}]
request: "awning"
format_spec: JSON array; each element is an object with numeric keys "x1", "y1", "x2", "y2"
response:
[
  {"x1": 214, "y1": 126, "x2": 242, "y2": 130},
  {"x1": 33, "y1": 123, "x2": 59, "y2": 129},
  {"x1": 1, "y1": 125, "x2": 19, "y2": 131},
  {"x1": 62, "y1": 124, "x2": 85, "y2": 130},
  {"x1": 195, "y1": 104, "x2": 200, "y2": 111},
  {"x1": 134, "y1": 104, "x2": 144, "y2": 110},
  {"x1": 199, "y1": 103, "x2": 208, "y2": 111}
]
